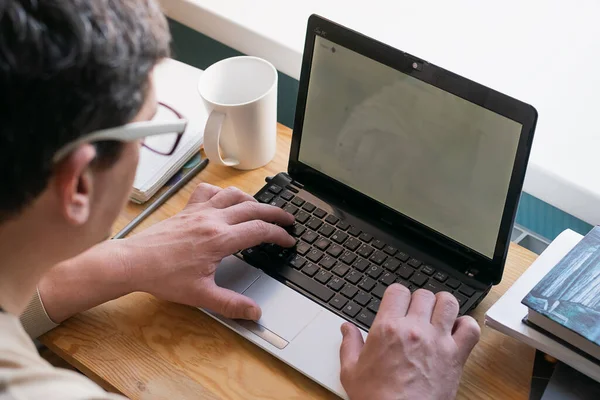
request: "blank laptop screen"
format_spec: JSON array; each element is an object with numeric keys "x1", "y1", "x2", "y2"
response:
[{"x1": 298, "y1": 36, "x2": 523, "y2": 259}]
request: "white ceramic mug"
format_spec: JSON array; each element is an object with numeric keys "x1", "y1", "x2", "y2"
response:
[{"x1": 198, "y1": 56, "x2": 278, "y2": 170}]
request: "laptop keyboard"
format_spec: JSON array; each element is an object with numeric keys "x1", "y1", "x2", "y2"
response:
[{"x1": 243, "y1": 184, "x2": 479, "y2": 329}]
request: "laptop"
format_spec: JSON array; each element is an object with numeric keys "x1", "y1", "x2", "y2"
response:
[{"x1": 201, "y1": 14, "x2": 537, "y2": 398}]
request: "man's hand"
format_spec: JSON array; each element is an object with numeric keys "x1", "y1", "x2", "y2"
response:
[
  {"x1": 121, "y1": 183, "x2": 295, "y2": 321},
  {"x1": 339, "y1": 284, "x2": 480, "y2": 400}
]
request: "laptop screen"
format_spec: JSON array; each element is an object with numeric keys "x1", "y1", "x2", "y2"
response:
[{"x1": 298, "y1": 36, "x2": 523, "y2": 259}]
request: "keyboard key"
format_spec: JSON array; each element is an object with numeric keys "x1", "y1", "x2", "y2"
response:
[
  {"x1": 301, "y1": 263, "x2": 319, "y2": 277},
  {"x1": 359, "y1": 232, "x2": 373, "y2": 242},
  {"x1": 315, "y1": 270, "x2": 333, "y2": 284},
  {"x1": 410, "y1": 272, "x2": 428, "y2": 287},
  {"x1": 356, "y1": 310, "x2": 376, "y2": 328},
  {"x1": 343, "y1": 302, "x2": 361, "y2": 318},
  {"x1": 318, "y1": 224, "x2": 335, "y2": 237},
  {"x1": 384, "y1": 245, "x2": 398, "y2": 256},
  {"x1": 333, "y1": 263, "x2": 350, "y2": 277},
  {"x1": 348, "y1": 226, "x2": 361, "y2": 237},
  {"x1": 454, "y1": 292, "x2": 468, "y2": 307},
  {"x1": 408, "y1": 258, "x2": 422, "y2": 268},
  {"x1": 257, "y1": 192, "x2": 275, "y2": 203},
  {"x1": 345, "y1": 270, "x2": 362, "y2": 285},
  {"x1": 371, "y1": 239, "x2": 386, "y2": 249},
  {"x1": 292, "y1": 224, "x2": 306, "y2": 237},
  {"x1": 337, "y1": 220, "x2": 350, "y2": 231},
  {"x1": 283, "y1": 204, "x2": 299, "y2": 215},
  {"x1": 329, "y1": 294, "x2": 348, "y2": 310},
  {"x1": 328, "y1": 277, "x2": 345, "y2": 291},
  {"x1": 268, "y1": 184, "x2": 282, "y2": 194},
  {"x1": 325, "y1": 214, "x2": 339, "y2": 225},
  {"x1": 315, "y1": 238, "x2": 331, "y2": 251},
  {"x1": 344, "y1": 237, "x2": 362, "y2": 251},
  {"x1": 280, "y1": 190, "x2": 294, "y2": 201},
  {"x1": 341, "y1": 285, "x2": 358, "y2": 299},
  {"x1": 354, "y1": 291, "x2": 371, "y2": 306},
  {"x1": 353, "y1": 258, "x2": 370, "y2": 272},
  {"x1": 340, "y1": 251, "x2": 357, "y2": 265},
  {"x1": 289, "y1": 255, "x2": 306, "y2": 270},
  {"x1": 307, "y1": 217, "x2": 323, "y2": 231},
  {"x1": 383, "y1": 258, "x2": 401, "y2": 272},
  {"x1": 269, "y1": 198, "x2": 286, "y2": 208},
  {"x1": 369, "y1": 251, "x2": 387, "y2": 265},
  {"x1": 446, "y1": 278, "x2": 461, "y2": 289},
  {"x1": 396, "y1": 278, "x2": 410, "y2": 288},
  {"x1": 302, "y1": 202, "x2": 316, "y2": 212},
  {"x1": 331, "y1": 231, "x2": 349, "y2": 244},
  {"x1": 397, "y1": 265, "x2": 414, "y2": 280},
  {"x1": 367, "y1": 299, "x2": 381, "y2": 313},
  {"x1": 291, "y1": 197, "x2": 305, "y2": 207},
  {"x1": 307, "y1": 249, "x2": 324, "y2": 263},
  {"x1": 326, "y1": 244, "x2": 344, "y2": 258},
  {"x1": 357, "y1": 244, "x2": 374, "y2": 258},
  {"x1": 358, "y1": 277, "x2": 376, "y2": 292},
  {"x1": 286, "y1": 185, "x2": 299, "y2": 193},
  {"x1": 458, "y1": 285, "x2": 476, "y2": 297},
  {"x1": 302, "y1": 230, "x2": 319, "y2": 244},
  {"x1": 313, "y1": 208, "x2": 327, "y2": 218},
  {"x1": 278, "y1": 266, "x2": 334, "y2": 302},
  {"x1": 422, "y1": 265, "x2": 435, "y2": 276},
  {"x1": 296, "y1": 242, "x2": 311, "y2": 256},
  {"x1": 295, "y1": 210, "x2": 311, "y2": 224},
  {"x1": 424, "y1": 280, "x2": 446, "y2": 294},
  {"x1": 372, "y1": 283, "x2": 387, "y2": 299},
  {"x1": 319, "y1": 255, "x2": 337, "y2": 270},
  {"x1": 367, "y1": 265, "x2": 383, "y2": 279},
  {"x1": 395, "y1": 252, "x2": 410, "y2": 262},
  {"x1": 380, "y1": 272, "x2": 397, "y2": 286},
  {"x1": 433, "y1": 272, "x2": 448, "y2": 282}
]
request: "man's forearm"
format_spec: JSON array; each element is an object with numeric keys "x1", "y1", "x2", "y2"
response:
[{"x1": 37, "y1": 239, "x2": 135, "y2": 324}]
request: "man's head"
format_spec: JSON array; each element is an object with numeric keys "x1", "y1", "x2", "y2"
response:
[{"x1": 0, "y1": 0, "x2": 170, "y2": 260}]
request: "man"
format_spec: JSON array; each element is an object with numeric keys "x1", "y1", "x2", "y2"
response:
[{"x1": 0, "y1": 1, "x2": 480, "y2": 399}]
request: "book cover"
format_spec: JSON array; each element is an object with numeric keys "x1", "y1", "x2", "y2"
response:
[{"x1": 522, "y1": 226, "x2": 600, "y2": 347}]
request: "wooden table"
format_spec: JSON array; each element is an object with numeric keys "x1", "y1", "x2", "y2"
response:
[{"x1": 40, "y1": 124, "x2": 539, "y2": 399}]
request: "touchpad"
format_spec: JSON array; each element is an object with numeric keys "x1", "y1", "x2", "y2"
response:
[{"x1": 243, "y1": 276, "x2": 322, "y2": 342}]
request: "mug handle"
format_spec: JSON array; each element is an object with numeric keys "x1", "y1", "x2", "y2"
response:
[{"x1": 203, "y1": 111, "x2": 240, "y2": 167}]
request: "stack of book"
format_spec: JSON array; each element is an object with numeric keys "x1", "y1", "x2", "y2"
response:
[{"x1": 486, "y1": 227, "x2": 600, "y2": 392}]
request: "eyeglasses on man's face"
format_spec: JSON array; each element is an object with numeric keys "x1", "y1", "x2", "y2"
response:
[{"x1": 52, "y1": 102, "x2": 187, "y2": 163}]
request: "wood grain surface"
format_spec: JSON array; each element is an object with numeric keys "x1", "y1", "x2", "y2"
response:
[{"x1": 40, "y1": 124, "x2": 538, "y2": 399}]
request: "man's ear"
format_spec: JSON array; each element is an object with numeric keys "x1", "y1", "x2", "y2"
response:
[{"x1": 52, "y1": 144, "x2": 97, "y2": 226}]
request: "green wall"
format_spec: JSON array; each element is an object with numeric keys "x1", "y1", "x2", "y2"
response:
[
  {"x1": 169, "y1": 17, "x2": 594, "y2": 242},
  {"x1": 169, "y1": 19, "x2": 299, "y2": 128}
]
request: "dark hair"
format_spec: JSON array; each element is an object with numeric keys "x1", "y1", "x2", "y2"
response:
[{"x1": 0, "y1": 0, "x2": 171, "y2": 221}]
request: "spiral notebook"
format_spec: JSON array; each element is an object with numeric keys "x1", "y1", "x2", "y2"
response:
[{"x1": 131, "y1": 59, "x2": 208, "y2": 203}]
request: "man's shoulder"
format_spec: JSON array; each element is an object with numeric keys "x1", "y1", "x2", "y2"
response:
[{"x1": 0, "y1": 313, "x2": 125, "y2": 400}]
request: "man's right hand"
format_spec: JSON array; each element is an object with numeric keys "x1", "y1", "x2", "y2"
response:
[{"x1": 339, "y1": 285, "x2": 481, "y2": 400}]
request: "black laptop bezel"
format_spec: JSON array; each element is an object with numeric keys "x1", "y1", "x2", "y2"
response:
[{"x1": 288, "y1": 14, "x2": 537, "y2": 285}]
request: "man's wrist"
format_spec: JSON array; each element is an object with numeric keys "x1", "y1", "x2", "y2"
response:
[{"x1": 37, "y1": 239, "x2": 139, "y2": 323}]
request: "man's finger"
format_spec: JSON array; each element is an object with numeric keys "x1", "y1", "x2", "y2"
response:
[
  {"x1": 431, "y1": 291, "x2": 460, "y2": 333},
  {"x1": 223, "y1": 220, "x2": 296, "y2": 254},
  {"x1": 452, "y1": 316, "x2": 481, "y2": 363},
  {"x1": 224, "y1": 201, "x2": 295, "y2": 226},
  {"x1": 371, "y1": 284, "x2": 411, "y2": 327},
  {"x1": 202, "y1": 281, "x2": 262, "y2": 320},
  {"x1": 406, "y1": 289, "x2": 437, "y2": 322},
  {"x1": 209, "y1": 187, "x2": 256, "y2": 209},
  {"x1": 188, "y1": 183, "x2": 222, "y2": 205},
  {"x1": 339, "y1": 322, "x2": 364, "y2": 384}
]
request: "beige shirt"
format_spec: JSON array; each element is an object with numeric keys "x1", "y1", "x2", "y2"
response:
[
  {"x1": 0, "y1": 311, "x2": 125, "y2": 400},
  {"x1": 0, "y1": 294, "x2": 125, "y2": 399}
]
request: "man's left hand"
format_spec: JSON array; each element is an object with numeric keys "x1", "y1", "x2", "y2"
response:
[{"x1": 118, "y1": 183, "x2": 295, "y2": 321}]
